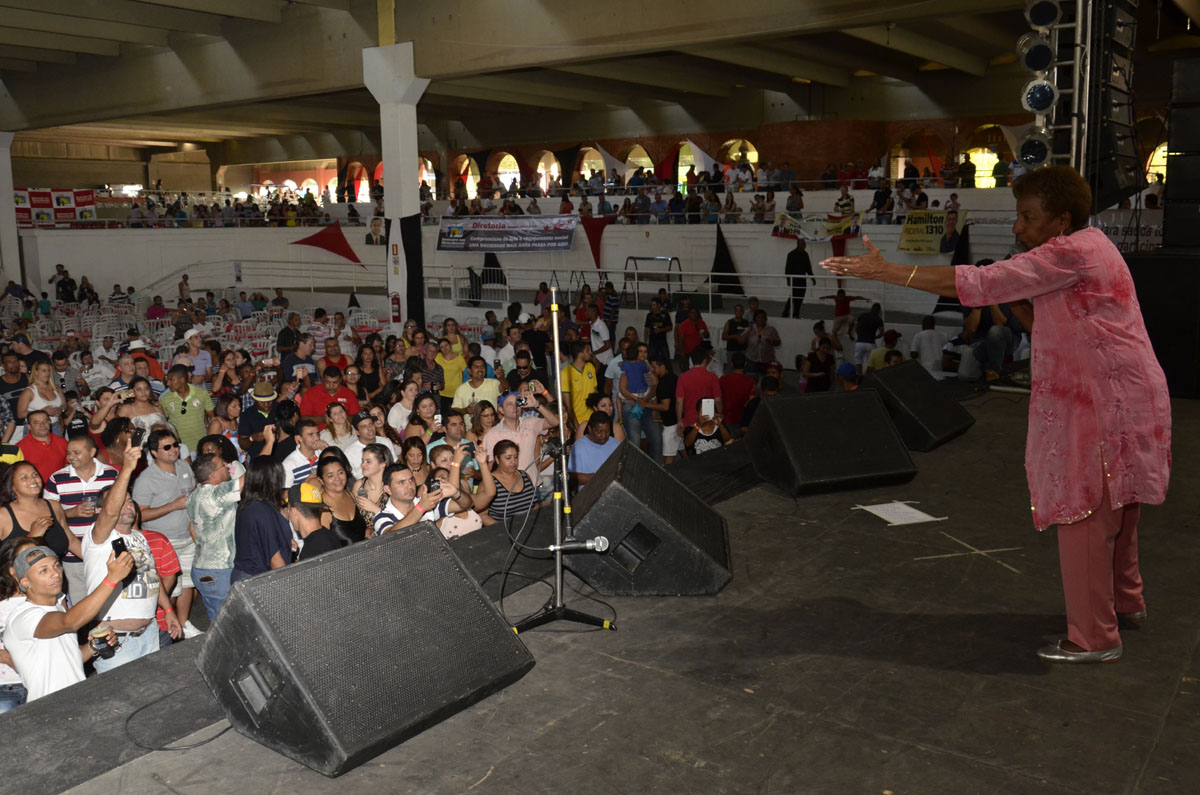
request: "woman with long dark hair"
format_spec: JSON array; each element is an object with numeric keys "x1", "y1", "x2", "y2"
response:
[
  {"x1": 822, "y1": 165, "x2": 1172, "y2": 664},
  {"x1": 474, "y1": 440, "x2": 537, "y2": 526},
  {"x1": 0, "y1": 462, "x2": 78, "y2": 563},
  {"x1": 231, "y1": 458, "x2": 291, "y2": 583},
  {"x1": 354, "y1": 345, "x2": 384, "y2": 402},
  {"x1": 404, "y1": 392, "x2": 444, "y2": 443},
  {"x1": 316, "y1": 456, "x2": 366, "y2": 544}
]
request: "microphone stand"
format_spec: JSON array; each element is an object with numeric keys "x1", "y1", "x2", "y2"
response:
[{"x1": 513, "y1": 286, "x2": 615, "y2": 634}]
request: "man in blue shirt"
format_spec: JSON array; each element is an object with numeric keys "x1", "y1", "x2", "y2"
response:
[
  {"x1": 234, "y1": 291, "x2": 254, "y2": 319},
  {"x1": 568, "y1": 411, "x2": 619, "y2": 492}
]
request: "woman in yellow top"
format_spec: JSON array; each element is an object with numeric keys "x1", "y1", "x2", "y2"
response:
[
  {"x1": 435, "y1": 337, "x2": 467, "y2": 412},
  {"x1": 441, "y1": 317, "x2": 468, "y2": 358}
]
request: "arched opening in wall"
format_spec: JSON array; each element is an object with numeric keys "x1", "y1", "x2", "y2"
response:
[
  {"x1": 282, "y1": 179, "x2": 298, "y2": 198},
  {"x1": 890, "y1": 130, "x2": 947, "y2": 183},
  {"x1": 300, "y1": 178, "x2": 318, "y2": 198},
  {"x1": 496, "y1": 153, "x2": 521, "y2": 192},
  {"x1": 418, "y1": 157, "x2": 435, "y2": 190},
  {"x1": 450, "y1": 155, "x2": 480, "y2": 199},
  {"x1": 372, "y1": 162, "x2": 383, "y2": 188},
  {"x1": 1147, "y1": 142, "x2": 1167, "y2": 185},
  {"x1": 963, "y1": 125, "x2": 1011, "y2": 189},
  {"x1": 345, "y1": 162, "x2": 370, "y2": 203},
  {"x1": 624, "y1": 145, "x2": 654, "y2": 177},
  {"x1": 534, "y1": 151, "x2": 561, "y2": 193},
  {"x1": 677, "y1": 142, "x2": 696, "y2": 192},
  {"x1": 326, "y1": 177, "x2": 338, "y2": 200},
  {"x1": 579, "y1": 147, "x2": 605, "y2": 180},
  {"x1": 259, "y1": 179, "x2": 274, "y2": 199},
  {"x1": 719, "y1": 139, "x2": 758, "y2": 168}
]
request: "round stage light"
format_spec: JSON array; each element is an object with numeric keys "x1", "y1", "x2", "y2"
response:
[
  {"x1": 1017, "y1": 32, "x2": 1055, "y2": 73},
  {"x1": 1021, "y1": 78, "x2": 1060, "y2": 113},
  {"x1": 1025, "y1": 0, "x2": 1063, "y2": 29},
  {"x1": 1018, "y1": 128, "x2": 1053, "y2": 168}
]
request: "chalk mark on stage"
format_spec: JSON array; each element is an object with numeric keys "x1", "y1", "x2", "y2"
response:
[{"x1": 912, "y1": 531, "x2": 1024, "y2": 574}]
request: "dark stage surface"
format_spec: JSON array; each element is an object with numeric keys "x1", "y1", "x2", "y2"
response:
[{"x1": 14, "y1": 394, "x2": 1200, "y2": 794}]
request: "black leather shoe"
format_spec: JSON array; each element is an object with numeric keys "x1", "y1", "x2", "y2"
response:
[
  {"x1": 1118, "y1": 610, "x2": 1148, "y2": 623},
  {"x1": 1037, "y1": 640, "x2": 1122, "y2": 663}
]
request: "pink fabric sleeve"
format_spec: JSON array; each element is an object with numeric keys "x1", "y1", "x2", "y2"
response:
[{"x1": 954, "y1": 237, "x2": 1082, "y2": 307}]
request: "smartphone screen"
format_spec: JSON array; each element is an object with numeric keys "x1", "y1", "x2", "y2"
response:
[
  {"x1": 433, "y1": 413, "x2": 442, "y2": 426},
  {"x1": 701, "y1": 398, "x2": 715, "y2": 417}
]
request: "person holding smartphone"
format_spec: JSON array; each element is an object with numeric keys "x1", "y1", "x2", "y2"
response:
[
  {"x1": 684, "y1": 398, "x2": 733, "y2": 456},
  {"x1": 83, "y1": 444, "x2": 182, "y2": 672}
]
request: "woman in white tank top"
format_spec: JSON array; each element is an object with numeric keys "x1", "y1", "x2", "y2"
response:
[{"x1": 17, "y1": 361, "x2": 65, "y2": 436}]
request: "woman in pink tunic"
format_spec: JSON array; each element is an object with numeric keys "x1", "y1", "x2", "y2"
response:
[{"x1": 821, "y1": 166, "x2": 1171, "y2": 663}]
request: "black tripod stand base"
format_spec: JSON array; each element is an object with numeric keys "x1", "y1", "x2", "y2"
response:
[{"x1": 513, "y1": 605, "x2": 616, "y2": 634}]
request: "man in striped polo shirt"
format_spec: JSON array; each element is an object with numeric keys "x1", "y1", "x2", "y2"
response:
[
  {"x1": 42, "y1": 435, "x2": 118, "y2": 605},
  {"x1": 282, "y1": 420, "x2": 325, "y2": 488}
]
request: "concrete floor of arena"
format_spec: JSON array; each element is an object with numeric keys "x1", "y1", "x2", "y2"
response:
[{"x1": 49, "y1": 393, "x2": 1200, "y2": 794}]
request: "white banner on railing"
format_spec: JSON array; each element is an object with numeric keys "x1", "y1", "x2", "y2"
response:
[{"x1": 436, "y1": 214, "x2": 578, "y2": 252}]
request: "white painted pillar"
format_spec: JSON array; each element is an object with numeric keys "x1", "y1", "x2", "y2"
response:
[
  {"x1": 0, "y1": 132, "x2": 19, "y2": 284},
  {"x1": 362, "y1": 43, "x2": 429, "y2": 321}
]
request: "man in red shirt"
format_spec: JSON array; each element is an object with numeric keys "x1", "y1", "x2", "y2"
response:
[
  {"x1": 141, "y1": 528, "x2": 184, "y2": 647},
  {"x1": 675, "y1": 348, "x2": 722, "y2": 439},
  {"x1": 298, "y1": 365, "x2": 360, "y2": 425},
  {"x1": 719, "y1": 352, "x2": 756, "y2": 438},
  {"x1": 676, "y1": 307, "x2": 709, "y2": 360},
  {"x1": 17, "y1": 410, "x2": 67, "y2": 483},
  {"x1": 316, "y1": 337, "x2": 353, "y2": 378}
]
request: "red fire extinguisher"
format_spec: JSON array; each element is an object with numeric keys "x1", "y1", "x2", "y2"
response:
[{"x1": 390, "y1": 292, "x2": 402, "y2": 323}]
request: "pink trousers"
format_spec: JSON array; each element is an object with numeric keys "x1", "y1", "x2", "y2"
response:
[{"x1": 1056, "y1": 490, "x2": 1145, "y2": 651}]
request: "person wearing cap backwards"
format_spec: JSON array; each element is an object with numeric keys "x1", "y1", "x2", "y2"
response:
[
  {"x1": 284, "y1": 482, "x2": 347, "y2": 561},
  {"x1": 83, "y1": 444, "x2": 182, "y2": 670},
  {"x1": 3, "y1": 539, "x2": 134, "y2": 701},
  {"x1": 182, "y1": 328, "x2": 211, "y2": 386},
  {"x1": 835, "y1": 361, "x2": 859, "y2": 391},
  {"x1": 865, "y1": 329, "x2": 904, "y2": 374}
]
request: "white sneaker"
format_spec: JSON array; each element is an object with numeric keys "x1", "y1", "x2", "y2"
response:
[{"x1": 182, "y1": 621, "x2": 204, "y2": 639}]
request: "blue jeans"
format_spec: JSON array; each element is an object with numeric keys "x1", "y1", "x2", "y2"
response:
[
  {"x1": 621, "y1": 400, "x2": 645, "y2": 449},
  {"x1": 645, "y1": 419, "x2": 663, "y2": 463},
  {"x1": 0, "y1": 683, "x2": 27, "y2": 713},
  {"x1": 94, "y1": 625, "x2": 159, "y2": 673},
  {"x1": 959, "y1": 325, "x2": 1015, "y2": 381},
  {"x1": 159, "y1": 629, "x2": 174, "y2": 649},
  {"x1": 193, "y1": 567, "x2": 233, "y2": 620}
]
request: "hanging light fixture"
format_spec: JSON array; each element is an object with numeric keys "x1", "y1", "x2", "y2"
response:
[
  {"x1": 1021, "y1": 78, "x2": 1061, "y2": 113},
  {"x1": 1018, "y1": 127, "x2": 1054, "y2": 167},
  {"x1": 1025, "y1": 0, "x2": 1063, "y2": 29},
  {"x1": 1017, "y1": 31, "x2": 1055, "y2": 72}
]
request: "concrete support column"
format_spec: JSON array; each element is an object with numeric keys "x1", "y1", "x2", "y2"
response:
[
  {"x1": 0, "y1": 132, "x2": 19, "y2": 284},
  {"x1": 363, "y1": 43, "x2": 428, "y2": 321}
]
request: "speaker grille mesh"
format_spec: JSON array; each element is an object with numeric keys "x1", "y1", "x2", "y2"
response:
[{"x1": 242, "y1": 527, "x2": 528, "y2": 747}]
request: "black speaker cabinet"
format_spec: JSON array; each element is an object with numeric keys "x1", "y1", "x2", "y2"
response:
[
  {"x1": 1126, "y1": 252, "x2": 1200, "y2": 398},
  {"x1": 860, "y1": 360, "x2": 975, "y2": 452},
  {"x1": 196, "y1": 524, "x2": 535, "y2": 777},
  {"x1": 744, "y1": 391, "x2": 917, "y2": 494},
  {"x1": 566, "y1": 442, "x2": 732, "y2": 596}
]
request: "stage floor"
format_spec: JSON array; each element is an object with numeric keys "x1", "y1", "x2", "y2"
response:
[{"x1": 64, "y1": 393, "x2": 1200, "y2": 795}]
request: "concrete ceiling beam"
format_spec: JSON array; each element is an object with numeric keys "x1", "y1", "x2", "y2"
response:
[
  {"x1": 0, "y1": 27, "x2": 121, "y2": 57},
  {"x1": 426, "y1": 82, "x2": 584, "y2": 111},
  {"x1": 845, "y1": 25, "x2": 989, "y2": 76},
  {"x1": 0, "y1": 58, "x2": 35, "y2": 73},
  {"x1": 0, "y1": 44, "x2": 73, "y2": 64},
  {"x1": 677, "y1": 44, "x2": 850, "y2": 87},
  {"x1": 0, "y1": 0, "x2": 223, "y2": 35},
  {"x1": 0, "y1": 8, "x2": 170, "y2": 46},
  {"x1": 133, "y1": 0, "x2": 282, "y2": 24},
  {"x1": 554, "y1": 59, "x2": 730, "y2": 97}
]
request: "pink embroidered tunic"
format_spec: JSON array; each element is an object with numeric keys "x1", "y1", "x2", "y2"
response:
[{"x1": 954, "y1": 227, "x2": 1171, "y2": 530}]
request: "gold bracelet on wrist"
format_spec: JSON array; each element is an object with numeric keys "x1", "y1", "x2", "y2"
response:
[{"x1": 904, "y1": 264, "x2": 919, "y2": 288}]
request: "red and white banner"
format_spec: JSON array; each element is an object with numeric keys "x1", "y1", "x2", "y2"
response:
[{"x1": 14, "y1": 188, "x2": 97, "y2": 228}]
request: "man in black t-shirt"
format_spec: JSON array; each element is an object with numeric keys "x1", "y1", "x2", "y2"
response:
[
  {"x1": 520, "y1": 324, "x2": 551, "y2": 372},
  {"x1": 643, "y1": 298, "x2": 673, "y2": 364},
  {"x1": 853, "y1": 303, "x2": 884, "y2": 374},
  {"x1": 0, "y1": 352, "x2": 28, "y2": 422},
  {"x1": 9, "y1": 334, "x2": 49, "y2": 374},
  {"x1": 276, "y1": 312, "x2": 301, "y2": 356},
  {"x1": 505, "y1": 350, "x2": 548, "y2": 392},
  {"x1": 721, "y1": 304, "x2": 750, "y2": 365},
  {"x1": 642, "y1": 356, "x2": 680, "y2": 464},
  {"x1": 783, "y1": 239, "x2": 813, "y2": 318}
]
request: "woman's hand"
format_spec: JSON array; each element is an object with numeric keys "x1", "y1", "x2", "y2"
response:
[
  {"x1": 28, "y1": 514, "x2": 53, "y2": 538},
  {"x1": 820, "y1": 235, "x2": 889, "y2": 281}
]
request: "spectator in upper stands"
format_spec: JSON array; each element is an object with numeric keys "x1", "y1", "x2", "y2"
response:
[
  {"x1": 834, "y1": 184, "x2": 855, "y2": 216},
  {"x1": 958, "y1": 152, "x2": 977, "y2": 188}
]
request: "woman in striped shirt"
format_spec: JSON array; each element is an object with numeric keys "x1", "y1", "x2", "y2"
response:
[{"x1": 475, "y1": 440, "x2": 536, "y2": 525}]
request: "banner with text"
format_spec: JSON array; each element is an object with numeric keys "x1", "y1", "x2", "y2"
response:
[
  {"x1": 14, "y1": 188, "x2": 97, "y2": 228},
  {"x1": 897, "y1": 209, "x2": 968, "y2": 254},
  {"x1": 770, "y1": 211, "x2": 863, "y2": 242},
  {"x1": 437, "y1": 214, "x2": 578, "y2": 252}
]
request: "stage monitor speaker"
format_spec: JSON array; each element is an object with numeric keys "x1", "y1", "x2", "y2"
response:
[
  {"x1": 744, "y1": 391, "x2": 917, "y2": 495},
  {"x1": 196, "y1": 524, "x2": 535, "y2": 777},
  {"x1": 1125, "y1": 252, "x2": 1200, "y2": 398},
  {"x1": 859, "y1": 360, "x2": 975, "y2": 452},
  {"x1": 565, "y1": 442, "x2": 732, "y2": 596},
  {"x1": 1087, "y1": 0, "x2": 1143, "y2": 212}
]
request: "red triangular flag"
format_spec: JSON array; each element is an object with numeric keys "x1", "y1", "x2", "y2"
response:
[
  {"x1": 291, "y1": 221, "x2": 364, "y2": 268},
  {"x1": 580, "y1": 216, "x2": 616, "y2": 269}
]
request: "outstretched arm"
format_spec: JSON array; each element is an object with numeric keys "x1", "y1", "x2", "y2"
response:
[{"x1": 821, "y1": 236, "x2": 958, "y2": 298}]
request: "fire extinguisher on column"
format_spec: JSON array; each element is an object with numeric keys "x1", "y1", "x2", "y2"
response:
[{"x1": 390, "y1": 292, "x2": 402, "y2": 323}]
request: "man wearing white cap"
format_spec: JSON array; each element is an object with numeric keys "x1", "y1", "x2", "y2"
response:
[{"x1": 183, "y1": 329, "x2": 211, "y2": 386}]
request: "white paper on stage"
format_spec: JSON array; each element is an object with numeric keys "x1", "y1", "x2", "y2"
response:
[{"x1": 852, "y1": 501, "x2": 948, "y2": 526}]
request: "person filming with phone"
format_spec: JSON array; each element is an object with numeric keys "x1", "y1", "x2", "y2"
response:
[{"x1": 82, "y1": 443, "x2": 182, "y2": 672}]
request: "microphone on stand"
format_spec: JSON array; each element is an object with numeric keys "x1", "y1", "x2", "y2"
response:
[{"x1": 549, "y1": 537, "x2": 609, "y2": 554}]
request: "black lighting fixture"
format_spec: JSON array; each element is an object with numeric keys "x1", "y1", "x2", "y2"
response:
[
  {"x1": 1021, "y1": 77, "x2": 1061, "y2": 113},
  {"x1": 1025, "y1": 0, "x2": 1063, "y2": 29},
  {"x1": 1017, "y1": 31, "x2": 1055, "y2": 72},
  {"x1": 1018, "y1": 127, "x2": 1054, "y2": 167}
]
